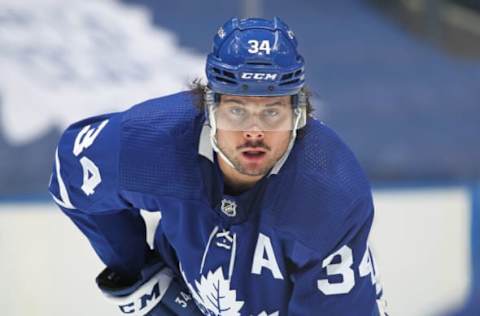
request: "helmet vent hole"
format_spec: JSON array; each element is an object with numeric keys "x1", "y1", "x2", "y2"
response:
[
  {"x1": 281, "y1": 73, "x2": 294, "y2": 80},
  {"x1": 279, "y1": 79, "x2": 300, "y2": 86},
  {"x1": 213, "y1": 67, "x2": 221, "y2": 74},
  {"x1": 245, "y1": 61, "x2": 273, "y2": 66},
  {"x1": 215, "y1": 76, "x2": 236, "y2": 84},
  {"x1": 223, "y1": 71, "x2": 236, "y2": 79},
  {"x1": 294, "y1": 70, "x2": 302, "y2": 77}
]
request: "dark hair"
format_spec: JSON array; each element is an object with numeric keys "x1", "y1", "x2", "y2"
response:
[{"x1": 189, "y1": 78, "x2": 315, "y2": 118}]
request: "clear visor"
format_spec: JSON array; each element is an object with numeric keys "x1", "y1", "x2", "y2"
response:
[{"x1": 211, "y1": 100, "x2": 298, "y2": 131}]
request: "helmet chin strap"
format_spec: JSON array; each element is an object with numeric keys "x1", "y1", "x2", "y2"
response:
[
  {"x1": 208, "y1": 104, "x2": 237, "y2": 169},
  {"x1": 208, "y1": 105, "x2": 303, "y2": 176},
  {"x1": 268, "y1": 108, "x2": 302, "y2": 175}
]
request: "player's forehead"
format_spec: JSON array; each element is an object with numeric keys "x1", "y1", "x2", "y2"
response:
[{"x1": 219, "y1": 94, "x2": 291, "y2": 106}]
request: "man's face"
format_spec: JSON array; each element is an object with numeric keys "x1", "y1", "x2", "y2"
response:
[{"x1": 215, "y1": 94, "x2": 293, "y2": 177}]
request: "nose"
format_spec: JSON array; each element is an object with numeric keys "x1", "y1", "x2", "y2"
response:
[{"x1": 243, "y1": 127, "x2": 264, "y2": 140}]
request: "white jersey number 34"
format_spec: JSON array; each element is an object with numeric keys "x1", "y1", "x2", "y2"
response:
[
  {"x1": 317, "y1": 245, "x2": 378, "y2": 295},
  {"x1": 73, "y1": 119, "x2": 109, "y2": 196}
]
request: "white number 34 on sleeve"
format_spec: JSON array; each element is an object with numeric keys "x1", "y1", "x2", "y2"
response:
[
  {"x1": 73, "y1": 119, "x2": 109, "y2": 196},
  {"x1": 317, "y1": 245, "x2": 378, "y2": 295}
]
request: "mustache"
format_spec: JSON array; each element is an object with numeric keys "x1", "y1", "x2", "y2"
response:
[{"x1": 237, "y1": 141, "x2": 271, "y2": 151}]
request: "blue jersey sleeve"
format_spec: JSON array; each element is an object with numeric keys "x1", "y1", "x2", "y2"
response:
[
  {"x1": 286, "y1": 196, "x2": 387, "y2": 316},
  {"x1": 49, "y1": 92, "x2": 203, "y2": 282},
  {"x1": 49, "y1": 113, "x2": 124, "y2": 211},
  {"x1": 48, "y1": 112, "x2": 151, "y2": 280}
]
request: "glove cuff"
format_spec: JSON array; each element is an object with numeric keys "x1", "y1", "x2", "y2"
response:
[{"x1": 98, "y1": 264, "x2": 174, "y2": 315}]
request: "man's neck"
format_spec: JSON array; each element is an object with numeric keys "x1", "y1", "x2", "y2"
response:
[{"x1": 218, "y1": 156, "x2": 262, "y2": 194}]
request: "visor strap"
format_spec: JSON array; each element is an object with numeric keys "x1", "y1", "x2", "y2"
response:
[
  {"x1": 208, "y1": 104, "x2": 237, "y2": 169},
  {"x1": 268, "y1": 107, "x2": 302, "y2": 175}
]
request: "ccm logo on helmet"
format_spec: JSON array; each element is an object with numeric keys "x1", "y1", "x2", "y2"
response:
[{"x1": 241, "y1": 72, "x2": 278, "y2": 80}]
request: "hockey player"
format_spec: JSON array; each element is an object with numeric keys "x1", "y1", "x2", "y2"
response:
[{"x1": 49, "y1": 17, "x2": 387, "y2": 315}]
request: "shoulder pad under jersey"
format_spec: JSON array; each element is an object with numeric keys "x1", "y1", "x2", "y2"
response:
[
  {"x1": 270, "y1": 119, "x2": 374, "y2": 256},
  {"x1": 117, "y1": 91, "x2": 205, "y2": 201},
  {"x1": 49, "y1": 90, "x2": 205, "y2": 212},
  {"x1": 49, "y1": 111, "x2": 124, "y2": 212}
]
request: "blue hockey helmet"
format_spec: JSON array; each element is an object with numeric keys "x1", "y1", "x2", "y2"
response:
[
  {"x1": 206, "y1": 17, "x2": 305, "y2": 96},
  {"x1": 204, "y1": 17, "x2": 307, "y2": 171}
]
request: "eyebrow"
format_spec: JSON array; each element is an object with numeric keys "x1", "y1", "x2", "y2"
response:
[
  {"x1": 222, "y1": 99, "x2": 287, "y2": 107},
  {"x1": 222, "y1": 98, "x2": 244, "y2": 105},
  {"x1": 265, "y1": 101, "x2": 286, "y2": 107}
]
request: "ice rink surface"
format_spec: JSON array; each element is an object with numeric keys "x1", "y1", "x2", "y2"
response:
[{"x1": 0, "y1": 187, "x2": 471, "y2": 316}]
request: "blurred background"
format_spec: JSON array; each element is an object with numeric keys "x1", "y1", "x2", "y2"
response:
[{"x1": 0, "y1": 0, "x2": 479, "y2": 315}]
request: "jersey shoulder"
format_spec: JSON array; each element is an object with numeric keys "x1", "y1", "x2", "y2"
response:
[
  {"x1": 118, "y1": 90, "x2": 205, "y2": 200},
  {"x1": 49, "y1": 90, "x2": 204, "y2": 212},
  {"x1": 270, "y1": 119, "x2": 374, "y2": 256},
  {"x1": 295, "y1": 119, "x2": 371, "y2": 199},
  {"x1": 48, "y1": 110, "x2": 123, "y2": 211}
]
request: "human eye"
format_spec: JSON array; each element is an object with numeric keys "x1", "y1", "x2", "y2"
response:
[
  {"x1": 264, "y1": 108, "x2": 279, "y2": 117},
  {"x1": 229, "y1": 106, "x2": 246, "y2": 117}
]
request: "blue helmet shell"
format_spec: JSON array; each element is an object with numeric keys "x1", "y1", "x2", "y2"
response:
[{"x1": 206, "y1": 17, "x2": 305, "y2": 96}]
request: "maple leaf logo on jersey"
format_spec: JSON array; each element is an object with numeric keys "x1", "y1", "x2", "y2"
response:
[
  {"x1": 195, "y1": 268, "x2": 244, "y2": 315},
  {"x1": 181, "y1": 266, "x2": 244, "y2": 316}
]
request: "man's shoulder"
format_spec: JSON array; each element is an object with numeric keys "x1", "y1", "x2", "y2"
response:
[
  {"x1": 118, "y1": 91, "x2": 205, "y2": 199},
  {"x1": 270, "y1": 119, "x2": 374, "y2": 255},
  {"x1": 290, "y1": 119, "x2": 371, "y2": 196},
  {"x1": 49, "y1": 90, "x2": 205, "y2": 211},
  {"x1": 121, "y1": 90, "x2": 202, "y2": 131}
]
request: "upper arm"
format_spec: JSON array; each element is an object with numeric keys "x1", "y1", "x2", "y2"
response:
[
  {"x1": 49, "y1": 113, "x2": 127, "y2": 212},
  {"x1": 287, "y1": 197, "x2": 387, "y2": 316},
  {"x1": 48, "y1": 113, "x2": 156, "y2": 277}
]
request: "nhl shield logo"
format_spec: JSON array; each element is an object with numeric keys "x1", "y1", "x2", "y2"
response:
[{"x1": 220, "y1": 199, "x2": 237, "y2": 217}]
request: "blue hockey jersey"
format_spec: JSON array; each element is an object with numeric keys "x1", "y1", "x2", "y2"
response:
[{"x1": 49, "y1": 91, "x2": 386, "y2": 316}]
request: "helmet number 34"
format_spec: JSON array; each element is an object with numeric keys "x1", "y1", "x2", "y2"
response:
[{"x1": 248, "y1": 40, "x2": 272, "y2": 55}]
